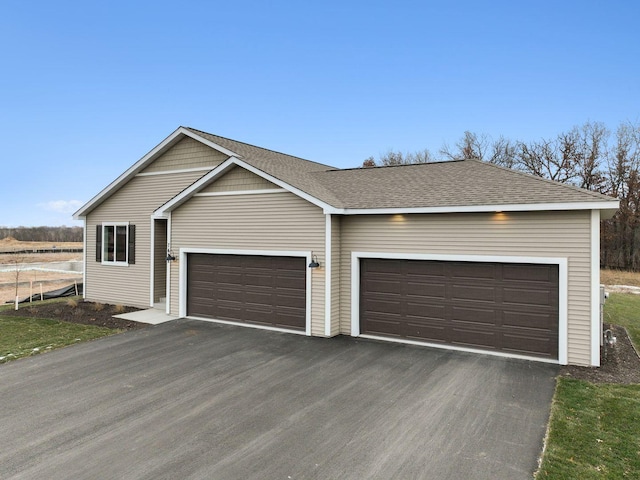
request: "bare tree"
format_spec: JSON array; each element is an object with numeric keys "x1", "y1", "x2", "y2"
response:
[
  {"x1": 440, "y1": 131, "x2": 490, "y2": 160},
  {"x1": 601, "y1": 121, "x2": 640, "y2": 269},
  {"x1": 362, "y1": 148, "x2": 435, "y2": 167},
  {"x1": 565, "y1": 121, "x2": 609, "y2": 191},
  {"x1": 487, "y1": 136, "x2": 518, "y2": 168},
  {"x1": 515, "y1": 138, "x2": 576, "y2": 183},
  {"x1": 6, "y1": 253, "x2": 26, "y2": 307}
]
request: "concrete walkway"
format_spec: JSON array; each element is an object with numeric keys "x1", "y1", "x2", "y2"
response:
[
  {"x1": 113, "y1": 307, "x2": 177, "y2": 325},
  {"x1": 0, "y1": 320, "x2": 558, "y2": 479}
]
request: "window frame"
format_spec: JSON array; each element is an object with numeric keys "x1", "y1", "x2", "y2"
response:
[{"x1": 101, "y1": 222, "x2": 131, "y2": 266}]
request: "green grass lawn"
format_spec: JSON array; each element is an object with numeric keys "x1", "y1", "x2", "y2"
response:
[
  {"x1": 0, "y1": 310, "x2": 120, "y2": 363},
  {"x1": 604, "y1": 292, "x2": 640, "y2": 347},
  {"x1": 537, "y1": 292, "x2": 640, "y2": 479}
]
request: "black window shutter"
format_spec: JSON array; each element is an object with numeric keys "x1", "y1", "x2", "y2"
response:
[
  {"x1": 128, "y1": 225, "x2": 136, "y2": 264},
  {"x1": 96, "y1": 224, "x2": 102, "y2": 262}
]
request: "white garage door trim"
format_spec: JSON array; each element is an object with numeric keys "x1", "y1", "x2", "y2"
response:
[
  {"x1": 179, "y1": 248, "x2": 313, "y2": 336},
  {"x1": 350, "y1": 251, "x2": 568, "y2": 365}
]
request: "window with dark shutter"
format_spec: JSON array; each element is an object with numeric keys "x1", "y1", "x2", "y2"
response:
[
  {"x1": 128, "y1": 225, "x2": 136, "y2": 264},
  {"x1": 99, "y1": 223, "x2": 136, "y2": 265},
  {"x1": 96, "y1": 224, "x2": 102, "y2": 262}
]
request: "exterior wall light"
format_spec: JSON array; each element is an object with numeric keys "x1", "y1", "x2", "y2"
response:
[
  {"x1": 166, "y1": 247, "x2": 176, "y2": 262},
  {"x1": 308, "y1": 255, "x2": 320, "y2": 268}
]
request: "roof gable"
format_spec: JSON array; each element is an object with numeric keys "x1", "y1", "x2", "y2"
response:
[
  {"x1": 154, "y1": 157, "x2": 339, "y2": 217},
  {"x1": 140, "y1": 136, "x2": 228, "y2": 174},
  {"x1": 74, "y1": 127, "x2": 241, "y2": 218},
  {"x1": 200, "y1": 166, "x2": 279, "y2": 193}
]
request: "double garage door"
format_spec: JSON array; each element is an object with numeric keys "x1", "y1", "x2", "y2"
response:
[
  {"x1": 186, "y1": 254, "x2": 559, "y2": 360},
  {"x1": 360, "y1": 258, "x2": 559, "y2": 360},
  {"x1": 187, "y1": 254, "x2": 306, "y2": 331}
]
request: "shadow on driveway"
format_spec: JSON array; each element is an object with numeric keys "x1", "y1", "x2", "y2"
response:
[{"x1": 0, "y1": 319, "x2": 558, "y2": 479}]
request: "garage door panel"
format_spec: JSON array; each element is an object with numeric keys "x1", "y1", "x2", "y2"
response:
[
  {"x1": 503, "y1": 264, "x2": 558, "y2": 283},
  {"x1": 503, "y1": 311, "x2": 557, "y2": 331},
  {"x1": 364, "y1": 279, "x2": 402, "y2": 296},
  {"x1": 502, "y1": 287, "x2": 555, "y2": 307},
  {"x1": 276, "y1": 308, "x2": 310, "y2": 329},
  {"x1": 452, "y1": 306, "x2": 497, "y2": 326},
  {"x1": 360, "y1": 258, "x2": 559, "y2": 359},
  {"x1": 405, "y1": 281, "x2": 446, "y2": 298},
  {"x1": 187, "y1": 254, "x2": 306, "y2": 331},
  {"x1": 405, "y1": 322, "x2": 447, "y2": 343},
  {"x1": 452, "y1": 284, "x2": 496, "y2": 302},
  {"x1": 273, "y1": 276, "x2": 305, "y2": 290},
  {"x1": 244, "y1": 274, "x2": 273, "y2": 287},
  {"x1": 405, "y1": 300, "x2": 446, "y2": 318},
  {"x1": 451, "y1": 327, "x2": 497, "y2": 349},
  {"x1": 363, "y1": 318, "x2": 404, "y2": 337},
  {"x1": 450, "y1": 263, "x2": 496, "y2": 280},
  {"x1": 362, "y1": 298, "x2": 402, "y2": 315},
  {"x1": 406, "y1": 259, "x2": 445, "y2": 276},
  {"x1": 501, "y1": 333, "x2": 557, "y2": 358}
]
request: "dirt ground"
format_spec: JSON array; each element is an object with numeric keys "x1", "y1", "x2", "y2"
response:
[
  {"x1": 2, "y1": 300, "x2": 145, "y2": 330},
  {"x1": 0, "y1": 268, "x2": 83, "y2": 304},
  {"x1": 0, "y1": 251, "x2": 82, "y2": 264},
  {"x1": 0, "y1": 239, "x2": 83, "y2": 304},
  {"x1": 559, "y1": 324, "x2": 640, "y2": 384},
  {"x1": 600, "y1": 268, "x2": 640, "y2": 287},
  {"x1": 0, "y1": 237, "x2": 81, "y2": 250}
]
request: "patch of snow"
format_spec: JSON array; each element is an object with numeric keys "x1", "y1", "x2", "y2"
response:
[{"x1": 604, "y1": 285, "x2": 640, "y2": 295}]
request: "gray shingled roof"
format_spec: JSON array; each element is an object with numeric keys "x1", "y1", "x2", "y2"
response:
[
  {"x1": 186, "y1": 127, "x2": 617, "y2": 210},
  {"x1": 310, "y1": 160, "x2": 614, "y2": 209},
  {"x1": 185, "y1": 128, "x2": 345, "y2": 206}
]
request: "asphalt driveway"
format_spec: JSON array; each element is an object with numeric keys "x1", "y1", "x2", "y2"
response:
[{"x1": 0, "y1": 320, "x2": 558, "y2": 479}]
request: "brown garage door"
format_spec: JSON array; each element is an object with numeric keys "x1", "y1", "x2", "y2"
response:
[
  {"x1": 360, "y1": 258, "x2": 559, "y2": 359},
  {"x1": 187, "y1": 254, "x2": 306, "y2": 331}
]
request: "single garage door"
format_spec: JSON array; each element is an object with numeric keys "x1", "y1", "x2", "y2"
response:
[
  {"x1": 187, "y1": 254, "x2": 306, "y2": 331},
  {"x1": 360, "y1": 258, "x2": 559, "y2": 359}
]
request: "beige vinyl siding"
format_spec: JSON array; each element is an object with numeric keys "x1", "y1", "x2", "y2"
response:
[
  {"x1": 169, "y1": 191, "x2": 326, "y2": 335},
  {"x1": 340, "y1": 210, "x2": 593, "y2": 366},
  {"x1": 140, "y1": 137, "x2": 228, "y2": 173},
  {"x1": 200, "y1": 166, "x2": 279, "y2": 193},
  {"x1": 86, "y1": 171, "x2": 207, "y2": 307},
  {"x1": 330, "y1": 215, "x2": 341, "y2": 335},
  {"x1": 153, "y1": 219, "x2": 168, "y2": 302}
]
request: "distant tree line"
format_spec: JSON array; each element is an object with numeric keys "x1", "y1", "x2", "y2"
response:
[
  {"x1": 0, "y1": 226, "x2": 83, "y2": 243},
  {"x1": 363, "y1": 121, "x2": 640, "y2": 270}
]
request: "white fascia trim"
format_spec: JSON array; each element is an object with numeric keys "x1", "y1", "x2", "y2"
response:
[
  {"x1": 194, "y1": 188, "x2": 287, "y2": 197},
  {"x1": 350, "y1": 251, "x2": 569, "y2": 365},
  {"x1": 72, "y1": 127, "x2": 240, "y2": 219},
  {"x1": 178, "y1": 248, "x2": 313, "y2": 336},
  {"x1": 155, "y1": 157, "x2": 338, "y2": 216},
  {"x1": 339, "y1": 201, "x2": 620, "y2": 216},
  {"x1": 324, "y1": 214, "x2": 332, "y2": 337},
  {"x1": 591, "y1": 210, "x2": 601, "y2": 367},
  {"x1": 136, "y1": 166, "x2": 214, "y2": 177}
]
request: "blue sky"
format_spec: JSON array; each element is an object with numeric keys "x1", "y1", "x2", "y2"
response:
[{"x1": 1, "y1": 0, "x2": 638, "y2": 227}]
